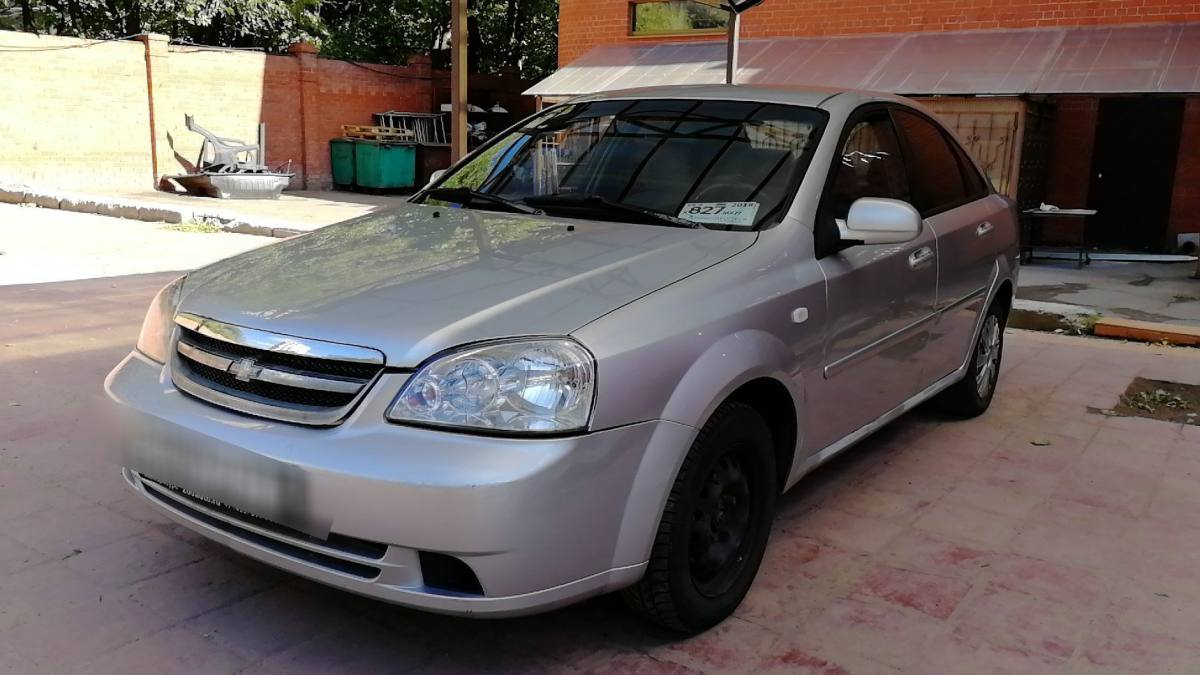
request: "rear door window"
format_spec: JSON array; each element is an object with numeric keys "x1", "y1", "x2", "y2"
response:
[
  {"x1": 892, "y1": 109, "x2": 969, "y2": 215},
  {"x1": 952, "y1": 140, "x2": 992, "y2": 200}
]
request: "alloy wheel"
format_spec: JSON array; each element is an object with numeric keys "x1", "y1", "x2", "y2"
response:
[{"x1": 974, "y1": 314, "x2": 1002, "y2": 399}]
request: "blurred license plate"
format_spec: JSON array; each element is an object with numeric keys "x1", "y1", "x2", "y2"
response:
[{"x1": 125, "y1": 430, "x2": 328, "y2": 538}]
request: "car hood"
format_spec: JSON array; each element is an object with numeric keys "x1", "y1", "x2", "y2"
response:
[{"x1": 179, "y1": 204, "x2": 755, "y2": 366}]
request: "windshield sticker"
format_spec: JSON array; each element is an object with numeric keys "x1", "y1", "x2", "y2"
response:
[{"x1": 679, "y1": 202, "x2": 760, "y2": 226}]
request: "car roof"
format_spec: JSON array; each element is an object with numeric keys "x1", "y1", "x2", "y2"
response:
[{"x1": 569, "y1": 84, "x2": 911, "y2": 110}]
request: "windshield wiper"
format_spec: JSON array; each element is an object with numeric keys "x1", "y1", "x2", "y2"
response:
[
  {"x1": 423, "y1": 187, "x2": 543, "y2": 215},
  {"x1": 524, "y1": 193, "x2": 700, "y2": 229}
]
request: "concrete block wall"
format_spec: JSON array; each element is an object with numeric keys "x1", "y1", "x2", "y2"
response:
[
  {"x1": 0, "y1": 32, "x2": 154, "y2": 190},
  {"x1": 152, "y1": 43, "x2": 305, "y2": 186},
  {"x1": 0, "y1": 30, "x2": 476, "y2": 192}
]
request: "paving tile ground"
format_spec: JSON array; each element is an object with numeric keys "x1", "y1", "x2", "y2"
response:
[
  {"x1": 4, "y1": 273, "x2": 1200, "y2": 674},
  {"x1": 0, "y1": 203, "x2": 273, "y2": 285}
]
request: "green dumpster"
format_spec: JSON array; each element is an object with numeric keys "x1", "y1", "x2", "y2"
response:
[
  {"x1": 329, "y1": 138, "x2": 357, "y2": 188},
  {"x1": 355, "y1": 141, "x2": 416, "y2": 189}
]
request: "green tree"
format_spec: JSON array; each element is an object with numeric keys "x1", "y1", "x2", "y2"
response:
[
  {"x1": 317, "y1": 0, "x2": 557, "y2": 78},
  {"x1": 1, "y1": 0, "x2": 558, "y2": 78},
  {"x1": 0, "y1": 0, "x2": 322, "y2": 51}
]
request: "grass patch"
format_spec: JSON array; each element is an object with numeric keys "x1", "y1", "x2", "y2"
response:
[
  {"x1": 1061, "y1": 313, "x2": 1099, "y2": 336},
  {"x1": 165, "y1": 219, "x2": 221, "y2": 234},
  {"x1": 1092, "y1": 377, "x2": 1200, "y2": 425}
]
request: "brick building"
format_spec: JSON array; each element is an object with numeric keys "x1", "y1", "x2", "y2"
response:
[{"x1": 530, "y1": 1, "x2": 1200, "y2": 252}]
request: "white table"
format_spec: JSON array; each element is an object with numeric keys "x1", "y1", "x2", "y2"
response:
[{"x1": 1021, "y1": 208, "x2": 1098, "y2": 268}]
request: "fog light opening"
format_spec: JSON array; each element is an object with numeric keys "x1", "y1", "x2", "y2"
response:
[{"x1": 418, "y1": 551, "x2": 484, "y2": 596}]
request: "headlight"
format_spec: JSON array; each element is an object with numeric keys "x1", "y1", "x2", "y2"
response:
[
  {"x1": 135, "y1": 275, "x2": 186, "y2": 364},
  {"x1": 387, "y1": 338, "x2": 595, "y2": 434}
]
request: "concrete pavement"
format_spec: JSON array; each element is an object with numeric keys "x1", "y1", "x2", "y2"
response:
[
  {"x1": 5, "y1": 275, "x2": 1200, "y2": 673},
  {"x1": 0, "y1": 204, "x2": 273, "y2": 285},
  {"x1": 108, "y1": 189, "x2": 408, "y2": 233},
  {"x1": 1019, "y1": 259, "x2": 1200, "y2": 327},
  {"x1": 1, "y1": 182, "x2": 408, "y2": 237}
]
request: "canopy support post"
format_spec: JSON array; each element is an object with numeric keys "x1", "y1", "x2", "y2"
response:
[
  {"x1": 450, "y1": 0, "x2": 468, "y2": 162},
  {"x1": 725, "y1": 10, "x2": 741, "y2": 85}
]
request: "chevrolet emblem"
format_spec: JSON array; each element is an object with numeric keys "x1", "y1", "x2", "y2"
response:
[{"x1": 228, "y1": 356, "x2": 259, "y2": 382}]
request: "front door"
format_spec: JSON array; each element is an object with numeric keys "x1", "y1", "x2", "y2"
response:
[
  {"x1": 1088, "y1": 98, "x2": 1184, "y2": 251},
  {"x1": 807, "y1": 108, "x2": 938, "y2": 453}
]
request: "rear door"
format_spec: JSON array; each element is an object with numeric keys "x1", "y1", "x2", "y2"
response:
[
  {"x1": 891, "y1": 107, "x2": 1003, "y2": 384},
  {"x1": 806, "y1": 107, "x2": 938, "y2": 453}
]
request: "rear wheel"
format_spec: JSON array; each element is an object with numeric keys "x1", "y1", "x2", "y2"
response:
[
  {"x1": 935, "y1": 299, "x2": 1006, "y2": 417},
  {"x1": 623, "y1": 402, "x2": 776, "y2": 633}
]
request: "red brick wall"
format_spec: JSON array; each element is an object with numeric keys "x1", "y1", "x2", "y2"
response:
[
  {"x1": 296, "y1": 51, "x2": 435, "y2": 188},
  {"x1": 560, "y1": 0, "x2": 1200, "y2": 65},
  {"x1": 1040, "y1": 95, "x2": 1200, "y2": 244},
  {"x1": 1041, "y1": 97, "x2": 1100, "y2": 243},
  {"x1": 1168, "y1": 97, "x2": 1200, "y2": 240}
]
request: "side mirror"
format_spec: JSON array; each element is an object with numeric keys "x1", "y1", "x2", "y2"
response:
[
  {"x1": 838, "y1": 197, "x2": 922, "y2": 246},
  {"x1": 425, "y1": 168, "x2": 447, "y2": 188}
]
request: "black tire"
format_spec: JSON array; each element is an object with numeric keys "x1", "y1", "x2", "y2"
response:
[
  {"x1": 935, "y1": 299, "x2": 1006, "y2": 417},
  {"x1": 623, "y1": 401, "x2": 777, "y2": 634}
]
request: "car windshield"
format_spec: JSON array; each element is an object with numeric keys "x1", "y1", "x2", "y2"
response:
[{"x1": 417, "y1": 98, "x2": 827, "y2": 230}]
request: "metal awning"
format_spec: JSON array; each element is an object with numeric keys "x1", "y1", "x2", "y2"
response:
[{"x1": 527, "y1": 22, "x2": 1200, "y2": 97}]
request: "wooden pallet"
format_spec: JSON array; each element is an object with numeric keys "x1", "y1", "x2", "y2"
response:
[{"x1": 341, "y1": 124, "x2": 415, "y2": 142}]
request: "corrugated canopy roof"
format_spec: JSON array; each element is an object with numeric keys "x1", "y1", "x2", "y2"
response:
[{"x1": 527, "y1": 22, "x2": 1200, "y2": 97}]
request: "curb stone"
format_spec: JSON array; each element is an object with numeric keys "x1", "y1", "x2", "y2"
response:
[
  {"x1": 0, "y1": 185, "x2": 26, "y2": 204},
  {"x1": 0, "y1": 181, "x2": 295, "y2": 238},
  {"x1": 1011, "y1": 298, "x2": 1199, "y2": 348},
  {"x1": 1094, "y1": 317, "x2": 1200, "y2": 347},
  {"x1": 1010, "y1": 298, "x2": 1101, "y2": 334}
]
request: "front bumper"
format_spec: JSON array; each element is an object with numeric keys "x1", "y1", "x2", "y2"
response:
[{"x1": 103, "y1": 351, "x2": 696, "y2": 617}]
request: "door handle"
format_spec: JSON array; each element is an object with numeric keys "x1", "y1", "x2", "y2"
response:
[
  {"x1": 908, "y1": 246, "x2": 935, "y2": 269},
  {"x1": 976, "y1": 221, "x2": 994, "y2": 237}
]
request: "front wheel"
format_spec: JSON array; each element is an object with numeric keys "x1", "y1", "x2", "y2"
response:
[
  {"x1": 622, "y1": 402, "x2": 777, "y2": 633},
  {"x1": 935, "y1": 300, "x2": 1006, "y2": 417}
]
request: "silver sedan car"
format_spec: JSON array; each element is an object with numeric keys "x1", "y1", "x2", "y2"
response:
[{"x1": 105, "y1": 85, "x2": 1017, "y2": 633}]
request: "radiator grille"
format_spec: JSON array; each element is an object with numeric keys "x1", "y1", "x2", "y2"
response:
[{"x1": 171, "y1": 313, "x2": 385, "y2": 426}]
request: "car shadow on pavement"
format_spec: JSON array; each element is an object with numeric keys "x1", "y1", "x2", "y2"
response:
[
  {"x1": 159, "y1": 409, "x2": 943, "y2": 673},
  {"x1": 0, "y1": 270, "x2": 1002, "y2": 673}
]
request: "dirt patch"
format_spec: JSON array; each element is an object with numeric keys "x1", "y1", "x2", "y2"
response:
[
  {"x1": 1016, "y1": 282, "x2": 1090, "y2": 303},
  {"x1": 1108, "y1": 307, "x2": 1181, "y2": 323},
  {"x1": 1128, "y1": 274, "x2": 1157, "y2": 287},
  {"x1": 1091, "y1": 377, "x2": 1200, "y2": 425}
]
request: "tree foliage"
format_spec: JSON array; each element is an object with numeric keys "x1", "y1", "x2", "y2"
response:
[{"x1": 0, "y1": 0, "x2": 558, "y2": 77}]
